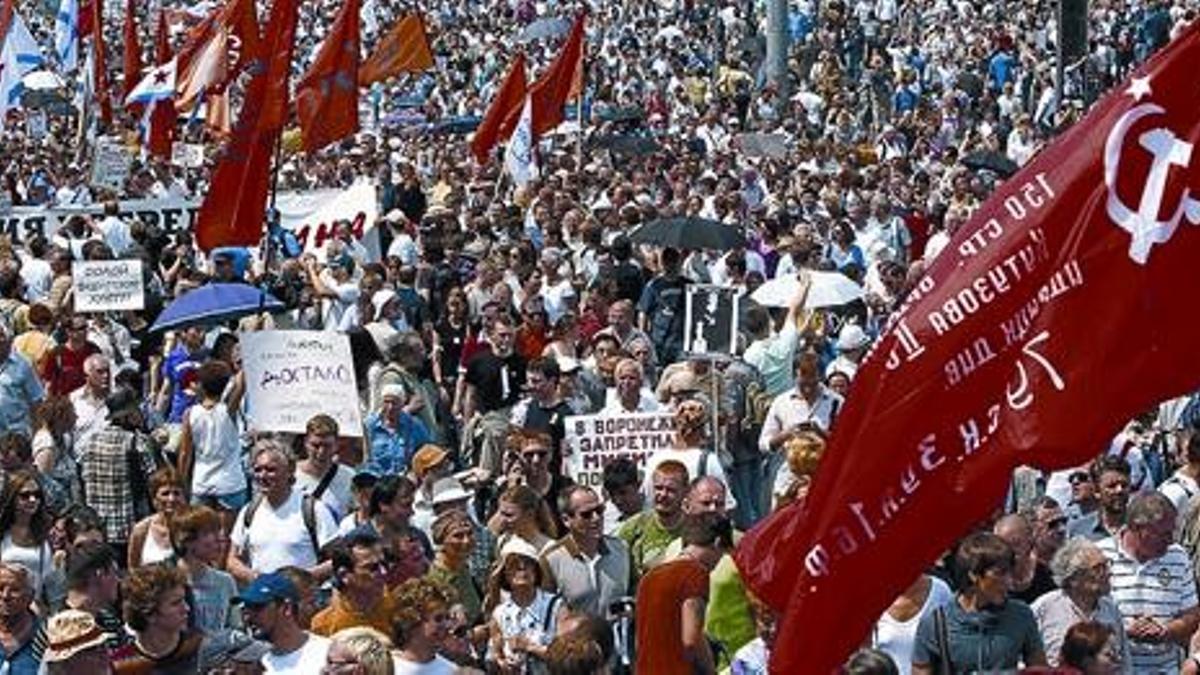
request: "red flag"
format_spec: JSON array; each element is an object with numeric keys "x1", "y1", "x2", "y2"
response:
[
  {"x1": 175, "y1": 0, "x2": 262, "y2": 112},
  {"x1": 470, "y1": 52, "x2": 526, "y2": 165},
  {"x1": 528, "y1": 12, "x2": 584, "y2": 137},
  {"x1": 358, "y1": 12, "x2": 433, "y2": 86},
  {"x1": 0, "y1": 0, "x2": 14, "y2": 57},
  {"x1": 122, "y1": 0, "x2": 142, "y2": 102},
  {"x1": 194, "y1": 0, "x2": 298, "y2": 251},
  {"x1": 78, "y1": 0, "x2": 93, "y2": 37},
  {"x1": 91, "y1": 0, "x2": 112, "y2": 126},
  {"x1": 735, "y1": 21, "x2": 1200, "y2": 673},
  {"x1": 146, "y1": 10, "x2": 176, "y2": 158},
  {"x1": 295, "y1": 0, "x2": 359, "y2": 153}
]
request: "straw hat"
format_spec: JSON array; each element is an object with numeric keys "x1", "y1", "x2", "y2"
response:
[{"x1": 43, "y1": 610, "x2": 111, "y2": 663}]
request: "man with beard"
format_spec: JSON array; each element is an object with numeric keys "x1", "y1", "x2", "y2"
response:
[
  {"x1": 1068, "y1": 456, "x2": 1132, "y2": 542},
  {"x1": 238, "y1": 572, "x2": 330, "y2": 674}
]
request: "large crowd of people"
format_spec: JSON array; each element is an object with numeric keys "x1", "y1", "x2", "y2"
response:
[{"x1": 1, "y1": 0, "x2": 1199, "y2": 672}]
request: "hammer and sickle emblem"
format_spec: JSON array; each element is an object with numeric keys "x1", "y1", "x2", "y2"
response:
[{"x1": 1104, "y1": 102, "x2": 1200, "y2": 264}]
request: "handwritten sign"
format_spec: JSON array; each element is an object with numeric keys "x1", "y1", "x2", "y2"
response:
[
  {"x1": 90, "y1": 137, "x2": 132, "y2": 193},
  {"x1": 72, "y1": 260, "x2": 145, "y2": 312},
  {"x1": 241, "y1": 331, "x2": 364, "y2": 437},
  {"x1": 171, "y1": 143, "x2": 205, "y2": 168},
  {"x1": 564, "y1": 412, "x2": 675, "y2": 489}
]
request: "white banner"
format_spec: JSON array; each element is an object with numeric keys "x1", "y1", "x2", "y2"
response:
[
  {"x1": 90, "y1": 137, "x2": 131, "y2": 193},
  {"x1": 1, "y1": 182, "x2": 381, "y2": 260},
  {"x1": 564, "y1": 411, "x2": 676, "y2": 489},
  {"x1": 241, "y1": 330, "x2": 364, "y2": 437},
  {"x1": 72, "y1": 259, "x2": 145, "y2": 312}
]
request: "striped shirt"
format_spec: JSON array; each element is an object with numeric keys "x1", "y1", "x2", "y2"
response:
[{"x1": 1096, "y1": 536, "x2": 1198, "y2": 673}]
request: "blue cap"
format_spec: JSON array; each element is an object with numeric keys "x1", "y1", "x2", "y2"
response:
[{"x1": 235, "y1": 572, "x2": 299, "y2": 606}]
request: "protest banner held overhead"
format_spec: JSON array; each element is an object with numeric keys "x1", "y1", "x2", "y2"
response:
[
  {"x1": 564, "y1": 411, "x2": 675, "y2": 488},
  {"x1": 1, "y1": 181, "x2": 380, "y2": 259},
  {"x1": 90, "y1": 137, "x2": 132, "y2": 192},
  {"x1": 684, "y1": 284, "x2": 740, "y2": 355},
  {"x1": 241, "y1": 330, "x2": 364, "y2": 437},
  {"x1": 72, "y1": 259, "x2": 144, "y2": 312}
]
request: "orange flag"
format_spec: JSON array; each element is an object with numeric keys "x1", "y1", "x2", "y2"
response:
[
  {"x1": 194, "y1": 0, "x2": 299, "y2": 251},
  {"x1": 528, "y1": 12, "x2": 584, "y2": 137},
  {"x1": 470, "y1": 52, "x2": 526, "y2": 165},
  {"x1": 358, "y1": 12, "x2": 433, "y2": 86},
  {"x1": 295, "y1": 0, "x2": 359, "y2": 152}
]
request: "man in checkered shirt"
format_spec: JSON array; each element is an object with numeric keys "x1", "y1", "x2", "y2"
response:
[
  {"x1": 1098, "y1": 491, "x2": 1200, "y2": 674},
  {"x1": 77, "y1": 387, "x2": 161, "y2": 562}
]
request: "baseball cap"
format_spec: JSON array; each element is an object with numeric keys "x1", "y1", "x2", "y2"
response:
[{"x1": 234, "y1": 572, "x2": 299, "y2": 606}]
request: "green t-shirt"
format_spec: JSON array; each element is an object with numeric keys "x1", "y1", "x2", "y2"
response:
[{"x1": 617, "y1": 511, "x2": 680, "y2": 579}]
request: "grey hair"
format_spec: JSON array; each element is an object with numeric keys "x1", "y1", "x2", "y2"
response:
[
  {"x1": 1049, "y1": 537, "x2": 1101, "y2": 588},
  {"x1": 0, "y1": 562, "x2": 35, "y2": 596},
  {"x1": 252, "y1": 438, "x2": 296, "y2": 470},
  {"x1": 330, "y1": 627, "x2": 395, "y2": 675},
  {"x1": 1127, "y1": 491, "x2": 1175, "y2": 528}
]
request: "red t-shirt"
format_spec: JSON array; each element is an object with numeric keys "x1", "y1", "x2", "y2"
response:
[
  {"x1": 40, "y1": 341, "x2": 99, "y2": 397},
  {"x1": 634, "y1": 558, "x2": 711, "y2": 675}
]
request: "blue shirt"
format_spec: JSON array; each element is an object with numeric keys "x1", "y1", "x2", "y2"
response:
[
  {"x1": 0, "y1": 352, "x2": 44, "y2": 436},
  {"x1": 163, "y1": 345, "x2": 208, "y2": 424},
  {"x1": 365, "y1": 411, "x2": 431, "y2": 476},
  {"x1": 0, "y1": 618, "x2": 44, "y2": 675}
]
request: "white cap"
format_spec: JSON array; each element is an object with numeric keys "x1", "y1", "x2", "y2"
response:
[{"x1": 837, "y1": 323, "x2": 870, "y2": 352}]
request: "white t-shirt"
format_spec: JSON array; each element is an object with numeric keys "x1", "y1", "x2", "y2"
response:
[
  {"x1": 261, "y1": 633, "x2": 330, "y2": 674},
  {"x1": 392, "y1": 654, "x2": 458, "y2": 675},
  {"x1": 186, "y1": 401, "x2": 247, "y2": 497},
  {"x1": 320, "y1": 275, "x2": 360, "y2": 331},
  {"x1": 295, "y1": 463, "x2": 355, "y2": 522},
  {"x1": 230, "y1": 489, "x2": 339, "y2": 573},
  {"x1": 872, "y1": 576, "x2": 953, "y2": 675}
]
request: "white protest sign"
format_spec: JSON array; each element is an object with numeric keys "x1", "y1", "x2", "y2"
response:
[
  {"x1": 241, "y1": 330, "x2": 364, "y2": 437},
  {"x1": 564, "y1": 411, "x2": 675, "y2": 489},
  {"x1": 171, "y1": 143, "x2": 205, "y2": 168},
  {"x1": 72, "y1": 260, "x2": 145, "y2": 312},
  {"x1": 90, "y1": 137, "x2": 132, "y2": 192},
  {"x1": 27, "y1": 111, "x2": 47, "y2": 140}
]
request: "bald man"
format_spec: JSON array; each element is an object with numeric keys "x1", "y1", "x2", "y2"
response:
[{"x1": 995, "y1": 513, "x2": 1057, "y2": 603}]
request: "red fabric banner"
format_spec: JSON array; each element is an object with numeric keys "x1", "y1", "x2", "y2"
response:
[
  {"x1": 0, "y1": 0, "x2": 14, "y2": 58},
  {"x1": 122, "y1": 0, "x2": 142, "y2": 102},
  {"x1": 358, "y1": 12, "x2": 433, "y2": 86},
  {"x1": 735, "y1": 21, "x2": 1200, "y2": 673},
  {"x1": 91, "y1": 0, "x2": 111, "y2": 126},
  {"x1": 470, "y1": 52, "x2": 526, "y2": 165},
  {"x1": 295, "y1": 0, "x2": 359, "y2": 153},
  {"x1": 194, "y1": 0, "x2": 298, "y2": 251},
  {"x1": 528, "y1": 12, "x2": 584, "y2": 138},
  {"x1": 147, "y1": 10, "x2": 175, "y2": 159}
]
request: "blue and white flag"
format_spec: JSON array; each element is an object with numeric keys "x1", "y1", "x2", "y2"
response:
[
  {"x1": 504, "y1": 95, "x2": 538, "y2": 188},
  {"x1": 1, "y1": 10, "x2": 44, "y2": 127},
  {"x1": 125, "y1": 58, "x2": 176, "y2": 106},
  {"x1": 54, "y1": 0, "x2": 78, "y2": 71}
]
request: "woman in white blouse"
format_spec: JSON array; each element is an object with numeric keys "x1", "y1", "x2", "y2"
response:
[{"x1": 485, "y1": 539, "x2": 566, "y2": 675}]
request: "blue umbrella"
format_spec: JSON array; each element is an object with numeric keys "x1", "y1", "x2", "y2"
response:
[{"x1": 151, "y1": 283, "x2": 284, "y2": 333}]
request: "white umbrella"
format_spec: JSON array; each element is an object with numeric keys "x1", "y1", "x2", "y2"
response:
[
  {"x1": 21, "y1": 70, "x2": 64, "y2": 91},
  {"x1": 750, "y1": 270, "x2": 864, "y2": 309}
]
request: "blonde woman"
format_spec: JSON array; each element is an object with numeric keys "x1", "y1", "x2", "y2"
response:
[{"x1": 326, "y1": 626, "x2": 395, "y2": 675}]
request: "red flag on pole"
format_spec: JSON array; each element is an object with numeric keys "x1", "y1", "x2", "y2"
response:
[
  {"x1": 91, "y1": 0, "x2": 112, "y2": 126},
  {"x1": 78, "y1": 0, "x2": 93, "y2": 38},
  {"x1": 146, "y1": 10, "x2": 176, "y2": 159},
  {"x1": 528, "y1": 12, "x2": 584, "y2": 138},
  {"x1": 469, "y1": 52, "x2": 526, "y2": 165},
  {"x1": 174, "y1": 0, "x2": 262, "y2": 112},
  {"x1": 735, "y1": 21, "x2": 1200, "y2": 673},
  {"x1": 122, "y1": 0, "x2": 142, "y2": 102},
  {"x1": 0, "y1": 0, "x2": 14, "y2": 56},
  {"x1": 358, "y1": 12, "x2": 433, "y2": 86},
  {"x1": 295, "y1": 0, "x2": 359, "y2": 153},
  {"x1": 194, "y1": 0, "x2": 299, "y2": 251}
]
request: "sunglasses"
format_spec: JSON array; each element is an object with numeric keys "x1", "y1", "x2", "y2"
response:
[
  {"x1": 1069, "y1": 474, "x2": 1091, "y2": 485},
  {"x1": 574, "y1": 506, "x2": 603, "y2": 520}
]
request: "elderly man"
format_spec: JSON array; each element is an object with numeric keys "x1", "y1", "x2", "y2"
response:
[
  {"x1": 0, "y1": 563, "x2": 43, "y2": 674},
  {"x1": 0, "y1": 323, "x2": 44, "y2": 436},
  {"x1": 70, "y1": 354, "x2": 110, "y2": 451},
  {"x1": 1098, "y1": 492, "x2": 1200, "y2": 672},
  {"x1": 1031, "y1": 537, "x2": 1132, "y2": 669},
  {"x1": 228, "y1": 440, "x2": 339, "y2": 584},
  {"x1": 601, "y1": 358, "x2": 660, "y2": 414}
]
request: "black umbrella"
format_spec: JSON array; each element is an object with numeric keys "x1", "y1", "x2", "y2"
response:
[
  {"x1": 590, "y1": 134, "x2": 662, "y2": 156},
  {"x1": 628, "y1": 217, "x2": 744, "y2": 251},
  {"x1": 961, "y1": 150, "x2": 1019, "y2": 179}
]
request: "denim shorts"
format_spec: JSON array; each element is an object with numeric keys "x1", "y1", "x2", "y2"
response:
[{"x1": 193, "y1": 489, "x2": 250, "y2": 512}]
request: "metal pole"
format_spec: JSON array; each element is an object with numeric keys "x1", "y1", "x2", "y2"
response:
[{"x1": 766, "y1": 0, "x2": 791, "y2": 98}]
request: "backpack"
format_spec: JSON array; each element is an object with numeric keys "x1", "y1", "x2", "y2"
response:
[{"x1": 243, "y1": 468, "x2": 334, "y2": 559}]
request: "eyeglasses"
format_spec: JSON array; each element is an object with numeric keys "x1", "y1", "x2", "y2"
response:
[{"x1": 573, "y1": 506, "x2": 603, "y2": 520}]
